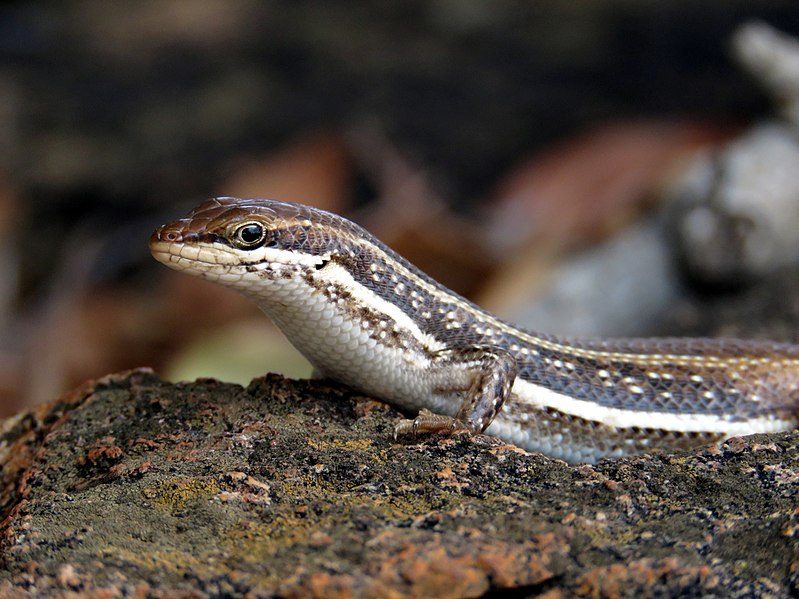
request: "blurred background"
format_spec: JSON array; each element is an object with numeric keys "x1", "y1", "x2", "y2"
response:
[{"x1": 2, "y1": 1, "x2": 799, "y2": 417}]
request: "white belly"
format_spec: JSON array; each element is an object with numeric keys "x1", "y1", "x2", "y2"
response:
[{"x1": 250, "y1": 270, "x2": 455, "y2": 416}]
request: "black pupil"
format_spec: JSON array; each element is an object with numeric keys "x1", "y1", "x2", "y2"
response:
[{"x1": 239, "y1": 224, "x2": 263, "y2": 244}]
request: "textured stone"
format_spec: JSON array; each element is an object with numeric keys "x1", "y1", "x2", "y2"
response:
[{"x1": 1, "y1": 369, "x2": 798, "y2": 597}]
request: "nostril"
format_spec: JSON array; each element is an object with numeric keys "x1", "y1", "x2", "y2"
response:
[{"x1": 151, "y1": 225, "x2": 199, "y2": 246}]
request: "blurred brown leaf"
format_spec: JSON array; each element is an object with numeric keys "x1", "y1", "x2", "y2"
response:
[
  {"x1": 487, "y1": 120, "x2": 733, "y2": 254},
  {"x1": 478, "y1": 121, "x2": 734, "y2": 313}
]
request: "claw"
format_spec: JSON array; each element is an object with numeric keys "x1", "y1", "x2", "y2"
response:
[{"x1": 394, "y1": 408, "x2": 473, "y2": 441}]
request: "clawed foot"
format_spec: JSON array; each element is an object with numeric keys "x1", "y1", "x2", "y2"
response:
[
  {"x1": 393, "y1": 345, "x2": 517, "y2": 444},
  {"x1": 394, "y1": 408, "x2": 473, "y2": 441}
]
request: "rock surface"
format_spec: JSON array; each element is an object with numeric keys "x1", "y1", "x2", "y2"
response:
[{"x1": 1, "y1": 369, "x2": 798, "y2": 597}]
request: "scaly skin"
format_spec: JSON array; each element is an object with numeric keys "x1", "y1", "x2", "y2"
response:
[{"x1": 150, "y1": 197, "x2": 799, "y2": 463}]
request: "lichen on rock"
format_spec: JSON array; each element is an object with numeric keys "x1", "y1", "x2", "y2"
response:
[{"x1": 1, "y1": 369, "x2": 798, "y2": 597}]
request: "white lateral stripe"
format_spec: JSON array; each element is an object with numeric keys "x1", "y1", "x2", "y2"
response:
[
  {"x1": 511, "y1": 379, "x2": 789, "y2": 434},
  {"x1": 158, "y1": 240, "x2": 328, "y2": 269},
  {"x1": 319, "y1": 263, "x2": 444, "y2": 354},
  {"x1": 363, "y1": 242, "x2": 598, "y2": 354},
  {"x1": 251, "y1": 246, "x2": 328, "y2": 267},
  {"x1": 363, "y1": 240, "x2": 793, "y2": 366},
  {"x1": 213, "y1": 244, "x2": 327, "y2": 268}
]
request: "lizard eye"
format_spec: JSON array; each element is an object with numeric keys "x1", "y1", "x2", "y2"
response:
[{"x1": 233, "y1": 222, "x2": 267, "y2": 248}]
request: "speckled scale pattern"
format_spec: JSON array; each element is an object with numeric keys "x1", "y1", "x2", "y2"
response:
[
  {"x1": 333, "y1": 224, "x2": 799, "y2": 421},
  {"x1": 150, "y1": 197, "x2": 799, "y2": 463}
]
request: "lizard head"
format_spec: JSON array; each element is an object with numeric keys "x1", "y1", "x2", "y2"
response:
[{"x1": 149, "y1": 197, "x2": 360, "y2": 296}]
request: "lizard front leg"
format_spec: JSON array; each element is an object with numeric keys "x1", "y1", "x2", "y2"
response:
[{"x1": 395, "y1": 345, "x2": 517, "y2": 438}]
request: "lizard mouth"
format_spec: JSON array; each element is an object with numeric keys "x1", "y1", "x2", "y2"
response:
[
  {"x1": 148, "y1": 231, "x2": 180, "y2": 266},
  {"x1": 150, "y1": 225, "x2": 332, "y2": 274},
  {"x1": 149, "y1": 228, "x2": 245, "y2": 270}
]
